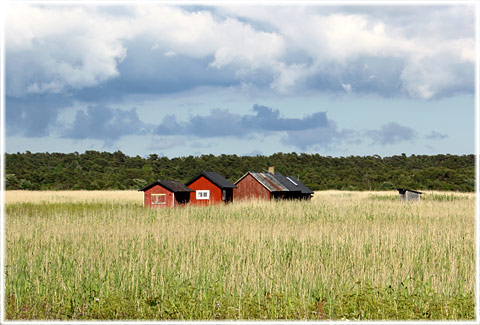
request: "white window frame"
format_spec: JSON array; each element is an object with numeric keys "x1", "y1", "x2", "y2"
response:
[
  {"x1": 151, "y1": 193, "x2": 166, "y2": 205},
  {"x1": 196, "y1": 190, "x2": 210, "y2": 200}
]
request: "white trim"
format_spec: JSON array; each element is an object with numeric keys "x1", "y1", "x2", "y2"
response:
[
  {"x1": 286, "y1": 176, "x2": 298, "y2": 186},
  {"x1": 196, "y1": 190, "x2": 210, "y2": 200},
  {"x1": 234, "y1": 171, "x2": 250, "y2": 185},
  {"x1": 151, "y1": 193, "x2": 166, "y2": 205}
]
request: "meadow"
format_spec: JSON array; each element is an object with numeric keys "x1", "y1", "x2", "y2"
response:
[{"x1": 4, "y1": 190, "x2": 475, "y2": 320}]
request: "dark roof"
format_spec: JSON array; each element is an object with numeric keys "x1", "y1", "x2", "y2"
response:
[
  {"x1": 281, "y1": 174, "x2": 314, "y2": 195},
  {"x1": 235, "y1": 171, "x2": 313, "y2": 195},
  {"x1": 139, "y1": 180, "x2": 194, "y2": 192},
  {"x1": 397, "y1": 188, "x2": 423, "y2": 195},
  {"x1": 185, "y1": 172, "x2": 237, "y2": 189},
  {"x1": 273, "y1": 173, "x2": 303, "y2": 192}
]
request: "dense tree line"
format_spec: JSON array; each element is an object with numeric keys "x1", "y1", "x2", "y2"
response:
[{"x1": 5, "y1": 151, "x2": 475, "y2": 192}]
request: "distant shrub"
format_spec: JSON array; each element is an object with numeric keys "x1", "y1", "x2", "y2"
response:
[
  {"x1": 380, "y1": 182, "x2": 396, "y2": 190},
  {"x1": 132, "y1": 178, "x2": 148, "y2": 190}
]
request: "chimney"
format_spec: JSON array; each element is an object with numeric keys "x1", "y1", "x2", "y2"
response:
[{"x1": 268, "y1": 166, "x2": 275, "y2": 174}]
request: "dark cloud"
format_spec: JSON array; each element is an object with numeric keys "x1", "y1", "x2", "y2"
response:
[
  {"x1": 155, "y1": 115, "x2": 185, "y2": 136},
  {"x1": 6, "y1": 48, "x2": 58, "y2": 98},
  {"x1": 243, "y1": 105, "x2": 328, "y2": 131},
  {"x1": 189, "y1": 109, "x2": 245, "y2": 137},
  {"x1": 335, "y1": 56, "x2": 406, "y2": 97},
  {"x1": 154, "y1": 105, "x2": 330, "y2": 138},
  {"x1": 426, "y1": 130, "x2": 448, "y2": 140},
  {"x1": 74, "y1": 38, "x2": 241, "y2": 102},
  {"x1": 302, "y1": 57, "x2": 406, "y2": 97},
  {"x1": 366, "y1": 122, "x2": 417, "y2": 145},
  {"x1": 305, "y1": 54, "x2": 472, "y2": 99},
  {"x1": 6, "y1": 95, "x2": 73, "y2": 137},
  {"x1": 153, "y1": 104, "x2": 347, "y2": 151},
  {"x1": 62, "y1": 105, "x2": 147, "y2": 143}
]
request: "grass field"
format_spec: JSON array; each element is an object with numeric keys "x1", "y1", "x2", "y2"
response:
[{"x1": 4, "y1": 190, "x2": 475, "y2": 320}]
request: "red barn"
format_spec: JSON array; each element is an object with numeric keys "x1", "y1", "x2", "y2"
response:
[
  {"x1": 185, "y1": 172, "x2": 236, "y2": 206},
  {"x1": 234, "y1": 168, "x2": 313, "y2": 201},
  {"x1": 139, "y1": 180, "x2": 193, "y2": 208}
]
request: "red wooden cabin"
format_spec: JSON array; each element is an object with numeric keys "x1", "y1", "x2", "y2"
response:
[
  {"x1": 139, "y1": 180, "x2": 193, "y2": 208},
  {"x1": 185, "y1": 172, "x2": 236, "y2": 206},
  {"x1": 234, "y1": 167, "x2": 313, "y2": 201},
  {"x1": 234, "y1": 172, "x2": 275, "y2": 200}
]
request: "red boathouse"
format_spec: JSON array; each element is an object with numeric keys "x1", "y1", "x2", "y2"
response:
[
  {"x1": 139, "y1": 180, "x2": 193, "y2": 208},
  {"x1": 185, "y1": 172, "x2": 236, "y2": 206},
  {"x1": 234, "y1": 167, "x2": 313, "y2": 201}
]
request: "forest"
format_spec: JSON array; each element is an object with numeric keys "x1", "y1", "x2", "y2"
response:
[{"x1": 4, "y1": 151, "x2": 475, "y2": 192}]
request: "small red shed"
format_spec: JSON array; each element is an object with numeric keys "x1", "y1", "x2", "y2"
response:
[
  {"x1": 234, "y1": 171, "x2": 287, "y2": 201},
  {"x1": 139, "y1": 180, "x2": 193, "y2": 208},
  {"x1": 185, "y1": 172, "x2": 236, "y2": 206}
]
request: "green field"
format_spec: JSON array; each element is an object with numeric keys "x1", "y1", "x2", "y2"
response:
[{"x1": 5, "y1": 190, "x2": 475, "y2": 320}]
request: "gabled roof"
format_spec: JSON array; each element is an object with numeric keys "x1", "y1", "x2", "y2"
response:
[
  {"x1": 235, "y1": 171, "x2": 313, "y2": 195},
  {"x1": 247, "y1": 172, "x2": 290, "y2": 192},
  {"x1": 139, "y1": 180, "x2": 194, "y2": 192},
  {"x1": 185, "y1": 172, "x2": 237, "y2": 189}
]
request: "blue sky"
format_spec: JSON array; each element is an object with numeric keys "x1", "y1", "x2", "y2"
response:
[{"x1": 4, "y1": 3, "x2": 476, "y2": 158}]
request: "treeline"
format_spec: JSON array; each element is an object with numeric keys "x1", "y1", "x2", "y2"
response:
[{"x1": 5, "y1": 151, "x2": 475, "y2": 192}]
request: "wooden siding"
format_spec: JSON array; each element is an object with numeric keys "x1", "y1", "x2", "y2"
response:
[
  {"x1": 234, "y1": 173, "x2": 271, "y2": 201},
  {"x1": 143, "y1": 184, "x2": 175, "y2": 208},
  {"x1": 189, "y1": 176, "x2": 224, "y2": 206},
  {"x1": 143, "y1": 184, "x2": 191, "y2": 208}
]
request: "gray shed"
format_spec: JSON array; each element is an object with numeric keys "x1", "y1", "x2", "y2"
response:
[{"x1": 397, "y1": 188, "x2": 422, "y2": 201}]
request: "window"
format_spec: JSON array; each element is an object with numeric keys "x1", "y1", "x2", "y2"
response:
[
  {"x1": 222, "y1": 190, "x2": 226, "y2": 201},
  {"x1": 196, "y1": 190, "x2": 210, "y2": 200},
  {"x1": 152, "y1": 193, "x2": 166, "y2": 204}
]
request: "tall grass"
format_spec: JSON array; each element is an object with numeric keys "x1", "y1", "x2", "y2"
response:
[{"x1": 5, "y1": 190, "x2": 475, "y2": 320}]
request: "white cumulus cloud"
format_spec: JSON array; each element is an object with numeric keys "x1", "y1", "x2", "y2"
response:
[
  {"x1": 6, "y1": 5, "x2": 130, "y2": 97},
  {"x1": 221, "y1": 5, "x2": 475, "y2": 99}
]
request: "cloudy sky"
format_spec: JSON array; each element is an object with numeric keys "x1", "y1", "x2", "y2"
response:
[{"x1": 4, "y1": 2, "x2": 476, "y2": 158}]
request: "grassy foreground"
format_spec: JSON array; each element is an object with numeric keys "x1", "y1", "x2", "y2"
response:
[{"x1": 5, "y1": 190, "x2": 475, "y2": 320}]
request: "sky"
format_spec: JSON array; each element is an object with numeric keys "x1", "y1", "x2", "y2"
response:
[{"x1": 3, "y1": 2, "x2": 477, "y2": 158}]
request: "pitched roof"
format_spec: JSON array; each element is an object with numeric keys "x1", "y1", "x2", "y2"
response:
[
  {"x1": 185, "y1": 172, "x2": 237, "y2": 189},
  {"x1": 282, "y1": 175, "x2": 314, "y2": 195},
  {"x1": 235, "y1": 171, "x2": 313, "y2": 195},
  {"x1": 273, "y1": 173, "x2": 299, "y2": 192},
  {"x1": 139, "y1": 180, "x2": 194, "y2": 192},
  {"x1": 247, "y1": 172, "x2": 290, "y2": 192}
]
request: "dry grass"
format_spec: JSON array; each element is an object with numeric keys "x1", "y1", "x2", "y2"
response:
[
  {"x1": 5, "y1": 190, "x2": 142, "y2": 204},
  {"x1": 4, "y1": 190, "x2": 475, "y2": 320}
]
